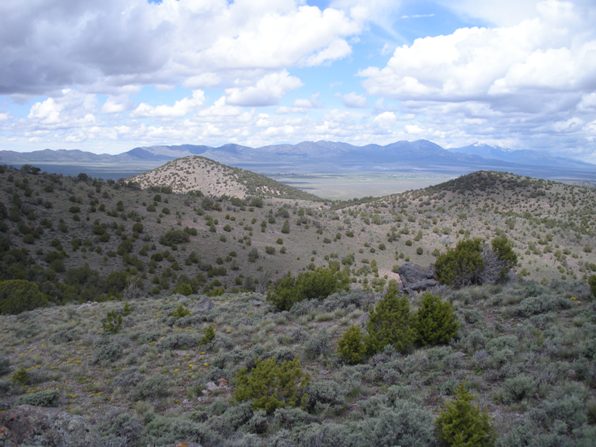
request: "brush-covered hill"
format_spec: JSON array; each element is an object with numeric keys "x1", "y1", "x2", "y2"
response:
[
  {"x1": 128, "y1": 155, "x2": 321, "y2": 201},
  {"x1": 0, "y1": 274, "x2": 594, "y2": 446},
  {"x1": 0, "y1": 166, "x2": 593, "y2": 308},
  {"x1": 0, "y1": 166, "x2": 595, "y2": 446}
]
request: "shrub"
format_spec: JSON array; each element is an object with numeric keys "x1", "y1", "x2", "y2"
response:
[
  {"x1": 200, "y1": 325, "x2": 216, "y2": 345},
  {"x1": 281, "y1": 220, "x2": 290, "y2": 234},
  {"x1": 0, "y1": 279, "x2": 48, "y2": 314},
  {"x1": 174, "y1": 282, "x2": 193, "y2": 296},
  {"x1": 248, "y1": 248, "x2": 259, "y2": 263},
  {"x1": 170, "y1": 304, "x2": 191, "y2": 318},
  {"x1": 337, "y1": 325, "x2": 367, "y2": 364},
  {"x1": 366, "y1": 289, "x2": 415, "y2": 354},
  {"x1": 103, "y1": 310, "x2": 123, "y2": 334},
  {"x1": 158, "y1": 333, "x2": 199, "y2": 350},
  {"x1": 491, "y1": 235, "x2": 517, "y2": 269},
  {"x1": 435, "y1": 384, "x2": 495, "y2": 447},
  {"x1": 0, "y1": 356, "x2": 9, "y2": 376},
  {"x1": 267, "y1": 267, "x2": 349, "y2": 311},
  {"x1": 435, "y1": 239, "x2": 484, "y2": 288},
  {"x1": 414, "y1": 293, "x2": 459, "y2": 346},
  {"x1": 159, "y1": 229, "x2": 190, "y2": 247},
  {"x1": 12, "y1": 367, "x2": 30, "y2": 386},
  {"x1": 589, "y1": 275, "x2": 596, "y2": 298},
  {"x1": 234, "y1": 358, "x2": 309, "y2": 414},
  {"x1": 17, "y1": 389, "x2": 59, "y2": 407}
]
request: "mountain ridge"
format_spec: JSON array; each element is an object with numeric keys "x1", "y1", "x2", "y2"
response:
[{"x1": 1, "y1": 140, "x2": 594, "y2": 187}]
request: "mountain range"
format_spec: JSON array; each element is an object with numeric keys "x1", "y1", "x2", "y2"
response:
[{"x1": 0, "y1": 140, "x2": 594, "y2": 183}]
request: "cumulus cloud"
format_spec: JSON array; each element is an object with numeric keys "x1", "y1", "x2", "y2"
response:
[
  {"x1": 225, "y1": 72, "x2": 302, "y2": 107},
  {"x1": 359, "y1": 0, "x2": 596, "y2": 159},
  {"x1": 361, "y1": 1, "x2": 596, "y2": 103},
  {"x1": 0, "y1": 0, "x2": 362, "y2": 95},
  {"x1": 132, "y1": 90, "x2": 205, "y2": 117},
  {"x1": 341, "y1": 92, "x2": 367, "y2": 108},
  {"x1": 373, "y1": 111, "x2": 397, "y2": 127}
]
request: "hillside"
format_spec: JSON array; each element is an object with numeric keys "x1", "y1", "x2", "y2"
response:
[
  {"x1": 128, "y1": 155, "x2": 321, "y2": 201},
  {"x1": 0, "y1": 280, "x2": 594, "y2": 446},
  {"x1": 0, "y1": 166, "x2": 595, "y2": 445},
  {"x1": 0, "y1": 167, "x2": 593, "y2": 306}
]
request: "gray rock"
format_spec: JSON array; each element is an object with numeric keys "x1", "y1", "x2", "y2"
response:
[{"x1": 398, "y1": 263, "x2": 438, "y2": 292}]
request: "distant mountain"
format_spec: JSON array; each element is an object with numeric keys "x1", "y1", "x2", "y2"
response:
[
  {"x1": 1, "y1": 140, "x2": 594, "y2": 183},
  {"x1": 451, "y1": 143, "x2": 592, "y2": 170}
]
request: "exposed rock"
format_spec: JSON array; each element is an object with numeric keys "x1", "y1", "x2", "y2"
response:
[
  {"x1": 0, "y1": 405, "x2": 100, "y2": 447},
  {"x1": 398, "y1": 262, "x2": 438, "y2": 292}
]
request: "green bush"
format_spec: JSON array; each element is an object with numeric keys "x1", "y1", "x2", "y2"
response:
[
  {"x1": 0, "y1": 279, "x2": 48, "y2": 315},
  {"x1": 174, "y1": 282, "x2": 193, "y2": 296},
  {"x1": 170, "y1": 304, "x2": 191, "y2": 318},
  {"x1": 159, "y1": 229, "x2": 190, "y2": 247},
  {"x1": 589, "y1": 275, "x2": 596, "y2": 298},
  {"x1": 267, "y1": 267, "x2": 349, "y2": 311},
  {"x1": 200, "y1": 325, "x2": 216, "y2": 345},
  {"x1": 17, "y1": 389, "x2": 59, "y2": 407},
  {"x1": 366, "y1": 289, "x2": 415, "y2": 354},
  {"x1": 337, "y1": 325, "x2": 367, "y2": 364},
  {"x1": 435, "y1": 384, "x2": 495, "y2": 447},
  {"x1": 491, "y1": 235, "x2": 517, "y2": 268},
  {"x1": 414, "y1": 293, "x2": 459, "y2": 346},
  {"x1": 12, "y1": 367, "x2": 30, "y2": 386},
  {"x1": 102, "y1": 310, "x2": 123, "y2": 334},
  {"x1": 234, "y1": 358, "x2": 309, "y2": 414},
  {"x1": 435, "y1": 239, "x2": 484, "y2": 288}
]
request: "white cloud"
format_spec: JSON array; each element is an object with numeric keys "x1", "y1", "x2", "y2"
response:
[
  {"x1": 341, "y1": 92, "x2": 367, "y2": 108},
  {"x1": 225, "y1": 71, "x2": 302, "y2": 107},
  {"x1": 361, "y1": 1, "x2": 596, "y2": 102},
  {"x1": 102, "y1": 96, "x2": 128, "y2": 114},
  {"x1": 0, "y1": 112, "x2": 8, "y2": 121},
  {"x1": 0, "y1": 0, "x2": 363, "y2": 95},
  {"x1": 132, "y1": 90, "x2": 205, "y2": 117},
  {"x1": 373, "y1": 111, "x2": 397, "y2": 127},
  {"x1": 404, "y1": 124, "x2": 424, "y2": 134},
  {"x1": 28, "y1": 98, "x2": 62, "y2": 124}
]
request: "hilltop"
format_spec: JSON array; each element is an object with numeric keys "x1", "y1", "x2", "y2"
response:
[{"x1": 128, "y1": 155, "x2": 321, "y2": 201}]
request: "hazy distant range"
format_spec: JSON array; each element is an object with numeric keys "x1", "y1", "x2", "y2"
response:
[{"x1": 1, "y1": 140, "x2": 594, "y2": 199}]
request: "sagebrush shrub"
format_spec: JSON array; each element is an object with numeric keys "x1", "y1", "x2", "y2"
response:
[
  {"x1": 414, "y1": 293, "x2": 459, "y2": 346},
  {"x1": 234, "y1": 358, "x2": 309, "y2": 413},
  {"x1": 337, "y1": 325, "x2": 367, "y2": 364},
  {"x1": 435, "y1": 384, "x2": 495, "y2": 447}
]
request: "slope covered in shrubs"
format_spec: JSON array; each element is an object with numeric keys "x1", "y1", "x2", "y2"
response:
[{"x1": 0, "y1": 278, "x2": 594, "y2": 446}]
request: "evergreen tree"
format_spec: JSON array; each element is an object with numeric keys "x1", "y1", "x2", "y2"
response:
[{"x1": 435, "y1": 384, "x2": 495, "y2": 447}]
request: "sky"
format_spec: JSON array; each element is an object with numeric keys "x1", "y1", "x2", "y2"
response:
[{"x1": 0, "y1": 0, "x2": 595, "y2": 162}]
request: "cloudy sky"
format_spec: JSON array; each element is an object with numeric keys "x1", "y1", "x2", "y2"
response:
[{"x1": 1, "y1": 0, "x2": 595, "y2": 161}]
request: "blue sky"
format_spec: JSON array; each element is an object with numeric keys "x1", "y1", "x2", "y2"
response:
[{"x1": 0, "y1": 0, "x2": 595, "y2": 162}]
